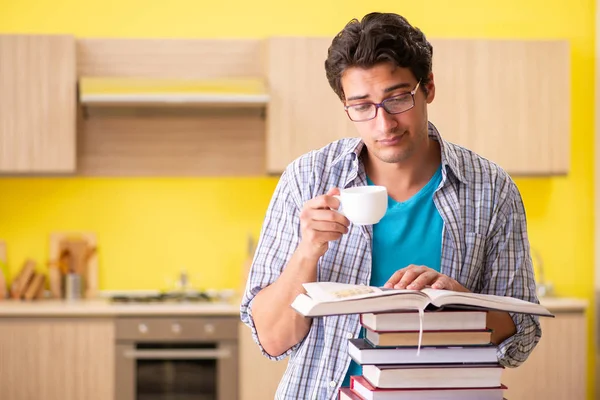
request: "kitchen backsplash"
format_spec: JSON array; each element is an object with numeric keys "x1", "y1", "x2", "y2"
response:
[
  {"x1": 0, "y1": 177, "x2": 278, "y2": 291},
  {"x1": 0, "y1": 174, "x2": 592, "y2": 301}
]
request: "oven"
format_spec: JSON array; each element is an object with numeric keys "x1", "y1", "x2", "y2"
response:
[{"x1": 115, "y1": 316, "x2": 238, "y2": 400}]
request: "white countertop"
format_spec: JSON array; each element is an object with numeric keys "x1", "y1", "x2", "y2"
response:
[
  {"x1": 539, "y1": 297, "x2": 589, "y2": 312},
  {"x1": 0, "y1": 296, "x2": 588, "y2": 317},
  {"x1": 0, "y1": 299, "x2": 240, "y2": 317}
]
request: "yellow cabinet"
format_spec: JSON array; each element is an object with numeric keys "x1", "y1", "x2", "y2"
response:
[
  {"x1": 0, "y1": 317, "x2": 115, "y2": 400},
  {"x1": 0, "y1": 35, "x2": 76, "y2": 173}
]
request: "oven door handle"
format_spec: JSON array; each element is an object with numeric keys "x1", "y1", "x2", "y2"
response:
[{"x1": 124, "y1": 348, "x2": 231, "y2": 360}]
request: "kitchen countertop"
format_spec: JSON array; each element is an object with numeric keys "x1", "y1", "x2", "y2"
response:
[
  {"x1": 0, "y1": 296, "x2": 588, "y2": 317},
  {"x1": 0, "y1": 299, "x2": 241, "y2": 317},
  {"x1": 538, "y1": 297, "x2": 589, "y2": 312}
]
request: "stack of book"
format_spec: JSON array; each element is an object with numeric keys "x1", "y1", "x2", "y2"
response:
[
  {"x1": 340, "y1": 309, "x2": 507, "y2": 400},
  {"x1": 291, "y1": 281, "x2": 554, "y2": 400}
]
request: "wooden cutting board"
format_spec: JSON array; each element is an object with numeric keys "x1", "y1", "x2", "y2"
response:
[
  {"x1": 49, "y1": 232, "x2": 98, "y2": 299},
  {"x1": 10, "y1": 259, "x2": 36, "y2": 299},
  {"x1": 24, "y1": 273, "x2": 45, "y2": 301}
]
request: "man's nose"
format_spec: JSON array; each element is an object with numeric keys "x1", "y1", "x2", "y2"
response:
[{"x1": 374, "y1": 106, "x2": 398, "y2": 132}]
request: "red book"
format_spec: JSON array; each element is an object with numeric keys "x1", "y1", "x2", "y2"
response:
[
  {"x1": 339, "y1": 387, "x2": 365, "y2": 400},
  {"x1": 351, "y1": 375, "x2": 507, "y2": 400}
]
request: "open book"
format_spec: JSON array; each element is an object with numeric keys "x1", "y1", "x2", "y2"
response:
[{"x1": 291, "y1": 282, "x2": 553, "y2": 318}]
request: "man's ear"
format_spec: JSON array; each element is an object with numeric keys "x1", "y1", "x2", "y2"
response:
[{"x1": 426, "y1": 72, "x2": 435, "y2": 104}]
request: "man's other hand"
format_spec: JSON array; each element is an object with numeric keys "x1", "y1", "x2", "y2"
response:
[{"x1": 384, "y1": 264, "x2": 469, "y2": 292}]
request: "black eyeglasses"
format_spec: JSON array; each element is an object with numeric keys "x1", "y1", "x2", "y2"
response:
[{"x1": 344, "y1": 80, "x2": 421, "y2": 122}]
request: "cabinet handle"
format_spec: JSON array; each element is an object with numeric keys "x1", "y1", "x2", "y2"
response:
[
  {"x1": 204, "y1": 323, "x2": 215, "y2": 334},
  {"x1": 172, "y1": 323, "x2": 182, "y2": 334},
  {"x1": 124, "y1": 349, "x2": 231, "y2": 360},
  {"x1": 138, "y1": 323, "x2": 148, "y2": 334}
]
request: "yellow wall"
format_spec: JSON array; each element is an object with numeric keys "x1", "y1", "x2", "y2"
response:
[
  {"x1": 0, "y1": 0, "x2": 595, "y2": 395},
  {"x1": 0, "y1": 178, "x2": 278, "y2": 290}
]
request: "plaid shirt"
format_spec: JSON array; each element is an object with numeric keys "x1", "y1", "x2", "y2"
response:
[{"x1": 240, "y1": 122, "x2": 541, "y2": 400}]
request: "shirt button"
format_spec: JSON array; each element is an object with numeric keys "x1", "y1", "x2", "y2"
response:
[
  {"x1": 346, "y1": 332, "x2": 353, "y2": 339},
  {"x1": 329, "y1": 381, "x2": 337, "y2": 388}
]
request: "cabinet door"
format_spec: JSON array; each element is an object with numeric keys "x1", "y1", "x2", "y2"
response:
[
  {"x1": 238, "y1": 322, "x2": 288, "y2": 400},
  {"x1": 0, "y1": 318, "x2": 115, "y2": 400},
  {"x1": 428, "y1": 39, "x2": 570, "y2": 175},
  {"x1": 266, "y1": 38, "x2": 570, "y2": 176},
  {"x1": 501, "y1": 312, "x2": 587, "y2": 400},
  {"x1": 0, "y1": 35, "x2": 76, "y2": 173},
  {"x1": 266, "y1": 37, "x2": 356, "y2": 174}
]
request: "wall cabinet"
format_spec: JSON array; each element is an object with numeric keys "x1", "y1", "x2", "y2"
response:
[
  {"x1": 428, "y1": 39, "x2": 570, "y2": 175},
  {"x1": 0, "y1": 35, "x2": 76, "y2": 173},
  {"x1": 265, "y1": 37, "x2": 356, "y2": 174},
  {"x1": 265, "y1": 37, "x2": 570, "y2": 176},
  {"x1": 0, "y1": 35, "x2": 570, "y2": 177},
  {"x1": 75, "y1": 38, "x2": 268, "y2": 177},
  {"x1": 0, "y1": 318, "x2": 115, "y2": 400}
]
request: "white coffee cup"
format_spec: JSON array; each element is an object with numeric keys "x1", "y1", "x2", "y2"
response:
[{"x1": 334, "y1": 186, "x2": 387, "y2": 225}]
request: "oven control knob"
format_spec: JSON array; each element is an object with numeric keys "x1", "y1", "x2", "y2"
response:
[
  {"x1": 204, "y1": 323, "x2": 215, "y2": 334},
  {"x1": 172, "y1": 323, "x2": 182, "y2": 334},
  {"x1": 138, "y1": 323, "x2": 148, "y2": 334}
]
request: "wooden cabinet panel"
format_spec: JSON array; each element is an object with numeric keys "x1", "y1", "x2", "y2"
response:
[
  {"x1": 502, "y1": 312, "x2": 587, "y2": 400},
  {"x1": 0, "y1": 318, "x2": 115, "y2": 400},
  {"x1": 239, "y1": 322, "x2": 288, "y2": 400},
  {"x1": 77, "y1": 38, "x2": 264, "y2": 79},
  {"x1": 0, "y1": 35, "x2": 76, "y2": 173},
  {"x1": 265, "y1": 37, "x2": 356, "y2": 174},
  {"x1": 75, "y1": 38, "x2": 267, "y2": 177},
  {"x1": 78, "y1": 107, "x2": 265, "y2": 176},
  {"x1": 266, "y1": 37, "x2": 570, "y2": 176},
  {"x1": 428, "y1": 39, "x2": 570, "y2": 175},
  {"x1": 238, "y1": 313, "x2": 586, "y2": 400}
]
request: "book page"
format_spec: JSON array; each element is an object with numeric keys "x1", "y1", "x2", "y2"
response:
[
  {"x1": 302, "y1": 282, "x2": 416, "y2": 303},
  {"x1": 422, "y1": 288, "x2": 533, "y2": 305},
  {"x1": 420, "y1": 288, "x2": 553, "y2": 316}
]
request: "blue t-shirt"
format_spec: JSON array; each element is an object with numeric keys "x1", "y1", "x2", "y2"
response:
[{"x1": 342, "y1": 165, "x2": 444, "y2": 387}]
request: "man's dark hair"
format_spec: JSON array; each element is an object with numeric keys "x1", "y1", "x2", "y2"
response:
[{"x1": 325, "y1": 12, "x2": 433, "y2": 101}]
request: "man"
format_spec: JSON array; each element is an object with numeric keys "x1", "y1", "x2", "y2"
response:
[{"x1": 241, "y1": 12, "x2": 541, "y2": 400}]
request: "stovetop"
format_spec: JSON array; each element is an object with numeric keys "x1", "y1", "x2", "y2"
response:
[{"x1": 109, "y1": 291, "x2": 216, "y2": 304}]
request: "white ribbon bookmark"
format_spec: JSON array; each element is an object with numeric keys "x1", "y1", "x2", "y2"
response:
[{"x1": 416, "y1": 306, "x2": 424, "y2": 356}]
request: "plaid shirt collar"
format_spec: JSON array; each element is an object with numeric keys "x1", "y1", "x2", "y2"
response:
[{"x1": 332, "y1": 121, "x2": 468, "y2": 186}]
